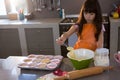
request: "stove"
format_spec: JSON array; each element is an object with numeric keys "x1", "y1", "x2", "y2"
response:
[
  {"x1": 60, "y1": 17, "x2": 78, "y2": 25},
  {"x1": 59, "y1": 15, "x2": 109, "y2": 25}
]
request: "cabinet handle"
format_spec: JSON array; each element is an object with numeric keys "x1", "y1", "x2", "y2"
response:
[
  {"x1": 39, "y1": 50, "x2": 45, "y2": 52},
  {"x1": 37, "y1": 30, "x2": 41, "y2": 32}
]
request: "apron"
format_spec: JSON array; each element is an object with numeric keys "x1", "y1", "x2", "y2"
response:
[{"x1": 74, "y1": 23, "x2": 97, "y2": 51}]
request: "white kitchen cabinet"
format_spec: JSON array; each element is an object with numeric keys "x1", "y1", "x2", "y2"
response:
[
  {"x1": 110, "y1": 17, "x2": 120, "y2": 57},
  {"x1": 0, "y1": 27, "x2": 22, "y2": 58},
  {"x1": 25, "y1": 28, "x2": 54, "y2": 55},
  {"x1": 118, "y1": 27, "x2": 120, "y2": 51},
  {"x1": 20, "y1": 22, "x2": 61, "y2": 56},
  {"x1": 0, "y1": 18, "x2": 61, "y2": 58}
]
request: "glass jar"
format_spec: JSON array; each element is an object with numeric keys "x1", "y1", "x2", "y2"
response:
[{"x1": 94, "y1": 48, "x2": 109, "y2": 66}]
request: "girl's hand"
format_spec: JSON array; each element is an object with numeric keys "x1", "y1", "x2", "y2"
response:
[
  {"x1": 56, "y1": 36, "x2": 66, "y2": 45},
  {"x1": 56, "y1": 25, "x2": 77, "y2": 45},
  {"x1": 56, "y1": 33, "x2": 67, "y2": 45}
]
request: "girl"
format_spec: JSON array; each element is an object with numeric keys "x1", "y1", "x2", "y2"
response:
[{"x1": 56, "y1": 0, "x2": 104, "y2": 51}]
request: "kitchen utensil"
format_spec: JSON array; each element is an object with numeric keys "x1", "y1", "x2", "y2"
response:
[
  {"x1": 38, "y1": 0, "x2": 42, "y2": 11},
  {"x1": 57, "y1": 0, "x2": 61, "y2": 8},
  {"x1": 35, "y1": 0, "x2": 38, "y2": 11},
  {"x1": 67, "y1": 47, "x2": 74, "y2": 51},
  {"x1": 50, "y1": 0, "x2": 54, "y2": 10},
  {"x1": 34, "y1": 0, "x2": 41, "y2": 11},
  {"x1": 48, "y1": 0, "x2": 54, "y2": 10},
  {"x1": 63, "y1": 43, "x2": 74, "y2": 51},
  {"x1": 63, "y1": 43, "x2": 68, "y2": 47},
  {"x1": 67, "y1": 48, "x2": 94, "y2": 70},
  {"x1": 53, "y1": 66, "x2": 113, "y2": 80},
  {"x1": 41, "y1": 0, "x2": 47, "y2": 8}
]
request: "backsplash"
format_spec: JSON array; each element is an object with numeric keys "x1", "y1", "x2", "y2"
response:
[{"x1": 27, "y1": 0, "x2": 120, "y2": 19}]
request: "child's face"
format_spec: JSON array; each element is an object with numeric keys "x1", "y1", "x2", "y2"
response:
[{"x1": 83, "y1": 12, "x2": 96, "y2": 23}]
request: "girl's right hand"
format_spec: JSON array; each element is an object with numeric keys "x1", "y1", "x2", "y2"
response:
[{"x1": 56, "y1": 34, "x2": 67, "y2": 45}]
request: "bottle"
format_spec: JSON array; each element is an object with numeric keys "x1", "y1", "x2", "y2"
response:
[
  {"x1": 94, "y1": 48, "x2": 109, "y2": 67},
  {"x1": 62, "y1": 9, "x2": 65, "y2": 19},
  {"x1": 19, "y1": 9, "x2": 25, "y2": 20},
  {"x1": 59, "y1": 8, "x2": 62, "y2": 18}
]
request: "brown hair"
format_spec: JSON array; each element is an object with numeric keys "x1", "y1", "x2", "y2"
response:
[{"x1": 76, "y1": 0, "x2": 102, "y2": 41}]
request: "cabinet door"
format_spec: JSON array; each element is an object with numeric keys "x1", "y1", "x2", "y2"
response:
[
  {"x1": 118, "y1": 27, "x2": 120, "y2": 51},
  {"x1": 25, "y1": 28, "x2": 54, "y2": 55},
  {"x1": 103, "y1": 24, "x2": 110, "y2": 49},
  {"x1": 0, "y1": 28, "x2": 22, "y2": 58}
]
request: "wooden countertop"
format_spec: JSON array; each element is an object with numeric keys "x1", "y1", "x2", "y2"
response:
[{"x1": 0, "y1": 56, "x2": 120, "y2": 80}]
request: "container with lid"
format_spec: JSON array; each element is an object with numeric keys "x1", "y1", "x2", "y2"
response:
[{"x1": 94, "y1": 48, "x2": 109, "y2": 67}]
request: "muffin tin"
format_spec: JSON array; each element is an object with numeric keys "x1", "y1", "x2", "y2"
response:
[{"x1": 18, "y1": 54, "x2": 63, "y2": 70}]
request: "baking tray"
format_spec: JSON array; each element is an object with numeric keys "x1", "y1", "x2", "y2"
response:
[{"x1": 18, "y1": 54, "x2": 63, "y2": 70}]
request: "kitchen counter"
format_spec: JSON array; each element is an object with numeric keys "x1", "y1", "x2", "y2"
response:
[
  {"x1": 0, "y1": 18, "x2": 62, "y2": 57},
  {"x1": 0, "y1": 56, "x2": 120, "y2": 80},
  {"x1": 0, "y1": 18, "x2": 62, "y2": 25}
]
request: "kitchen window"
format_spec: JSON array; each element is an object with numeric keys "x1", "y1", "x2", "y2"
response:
[
  {"x1": 0, "y1": 0, "x2": 28, "y2": 19},
  {"x1": 0, "y1": 0, "x2": 7, "y2": 18},
  {"x1": 10, "y1": 0, "x2": 28, "y2": 14}
]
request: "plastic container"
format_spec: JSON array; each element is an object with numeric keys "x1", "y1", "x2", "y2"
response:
[
  {"x1": 94, "y1": 48, "x2": 109, "y2": 67},
  {"x1": 18, "y1": 9, "x2": 25, "y2": 20}
]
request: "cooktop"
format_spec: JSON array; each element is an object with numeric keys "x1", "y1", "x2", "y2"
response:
[{"x1": 59, "y1": 14, "x2": 109, "y2": 25}]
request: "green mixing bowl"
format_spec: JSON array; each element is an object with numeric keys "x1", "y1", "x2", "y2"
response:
[{"x1": 67, "y1": 48, "x2": 94, "y2": 70}]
